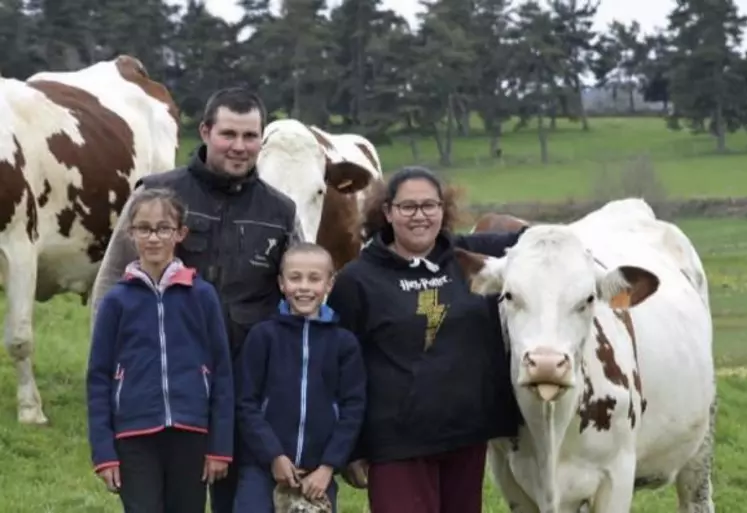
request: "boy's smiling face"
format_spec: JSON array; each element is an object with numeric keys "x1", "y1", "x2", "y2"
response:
[{"x1": 279, "y1": 250, "x2": 334, "y2": 317}]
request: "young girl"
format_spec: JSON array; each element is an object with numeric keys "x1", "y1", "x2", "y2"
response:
[{"x1": 86, "y1": 187, "x2": 234, "y2": 512}]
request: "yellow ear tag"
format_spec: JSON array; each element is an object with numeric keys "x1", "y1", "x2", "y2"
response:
[
  {"x1": 336, "y1": 179, "x2": 353, "y2": 190},
  {"x1": 610, "y1": 291, "x2": 631, "y2": 310}
]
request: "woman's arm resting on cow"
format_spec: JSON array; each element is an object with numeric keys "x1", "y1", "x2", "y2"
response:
[
  {"x1": 452, "y1": 226, "x2": 529, "y2": 258},
  {"x1": 89, "y1": 187, "x2": 141, "y2": 326}
]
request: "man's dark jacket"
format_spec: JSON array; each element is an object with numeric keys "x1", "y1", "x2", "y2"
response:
[{"x1": 90, "y1": 145, "x2": 303, "y2": 355}]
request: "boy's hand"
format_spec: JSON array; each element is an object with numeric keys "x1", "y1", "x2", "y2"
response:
[
  {"x1": 271, "y1": 455, "x2": 299, "y2": 488},
  {"x1": 97, "y1": 466, "x2": 121, "y2": 493},
  {"x1": 301, "y1": 465, "x2": 333, "y2": 501},
  {"x1": 202, "y1": 458, "x2": 229, "y2": 484}
]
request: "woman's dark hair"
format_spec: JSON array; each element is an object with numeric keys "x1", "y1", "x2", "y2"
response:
[
  {"x1": 127, "y1": 187, "x2": 187, "y2": 228},
  {"x1": 361, "y1": 166, "x2": 462, "y2": 240}
]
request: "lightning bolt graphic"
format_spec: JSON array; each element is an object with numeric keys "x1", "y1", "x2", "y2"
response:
[{"x1": 416, "y1": 289, "x2": 448, "y2": 350}]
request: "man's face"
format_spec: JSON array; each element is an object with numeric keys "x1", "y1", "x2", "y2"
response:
[{"x1": 199, "y1": 106, "x2": 262, "y2": 176}]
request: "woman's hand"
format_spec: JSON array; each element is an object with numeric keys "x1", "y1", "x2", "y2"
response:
[{"x1": 341, "y1": 459, "x2": 369, "y2": 489}]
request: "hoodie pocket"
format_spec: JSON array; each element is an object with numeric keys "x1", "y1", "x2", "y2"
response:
[
  {"x1": 201, "y1": 365, "x2": 211, "y2": 398},
  {"x1": 114, "y1": 364, "x2": 125, "y2": 414}
]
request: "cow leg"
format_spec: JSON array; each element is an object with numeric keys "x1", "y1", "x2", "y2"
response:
[
  {"x1": 486, "y1": 441, "x2": 539, "y2": 513},
  {"x1": 674, "y1": 398, "x2": 716, "y2": 513},
  {"x1": 590, "y1": 454, "x2": 636, "y2": 513},
  {"x1": 1, "y1": 247, "x2": 47, "y2": 424}
]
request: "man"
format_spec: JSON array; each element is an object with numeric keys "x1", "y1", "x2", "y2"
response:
[{"x1": 90, "y1": 87, "x2": 304, "y2": 513}]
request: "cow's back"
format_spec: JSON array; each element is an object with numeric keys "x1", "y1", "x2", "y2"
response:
[
  {"x1": 571, "y1": 201, "x2": 714, "y2": 482},
  {"x1": 0, "y1": 58, "x2": 178, "y2": 300}
]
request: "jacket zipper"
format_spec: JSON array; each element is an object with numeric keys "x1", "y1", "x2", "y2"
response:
[
  {"x1": 294, "y1": 319, "x2": 310, "y2": 467},
  {"x1": 115, "y1": 365, "x2": 124, "y2": 413},
  {"x1": 156, "y1": 289, "x2": 173, "y2": 427},
  {"x1": 201, "y1": 365, "x2": 210, "y2": 397}
]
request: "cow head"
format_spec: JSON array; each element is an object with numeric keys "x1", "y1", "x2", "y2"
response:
[
  {"x1": 456, "y1": 225, "x2": 660, "y2": 404},
  {"x1": 257, "y1": 119, "x2": 376, "y2": 242}
]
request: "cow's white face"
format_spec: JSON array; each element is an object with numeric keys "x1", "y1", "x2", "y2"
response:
[
  {"x1": 257, "y1": 119, "x2": 374, "y2": 243},
  {"x1": 258, "y1": 119, "x2": 328, "y2": 242},
  {"x1": 457, "y1": 225, "x2": 659, "y2": 403}
]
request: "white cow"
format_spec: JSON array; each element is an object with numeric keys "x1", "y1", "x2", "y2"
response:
[
  {"x1": 258, "y1": 119, "x2": 384, "y2": 268},
  {"x1": 0, "y1": 55, "x2": 179, "y2": 424},
  {"x1": 456, "y1": 198, "x2": 715, "y2": 512}
]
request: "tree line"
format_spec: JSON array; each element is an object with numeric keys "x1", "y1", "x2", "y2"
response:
[{"x1": 1, "y1": 0, "x2": 747, "y2": 164}]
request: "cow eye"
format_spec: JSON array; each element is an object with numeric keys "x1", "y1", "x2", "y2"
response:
[
  {"x1": 503, "y1": 292, "x2": 513, "y2": 301},
  {"x1": 586, "y1": 294, "x2": 595, "y2": 304}
]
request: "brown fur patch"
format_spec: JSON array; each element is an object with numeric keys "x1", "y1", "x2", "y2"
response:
[
  {"x1": 613, "y1": 309, "x2": 648, "y2": 417},
  {"x1": 114, "y1": 55, "x2": 180, "y2": 123},
  {"x1": 355, "y1": 141, "x2": 379, "y2": 171},
  {"x1": 577, "y1": 360, "x2": 618, "y2": 433},
  {"x1": 316, "y1": 187, "x2": 362, "y2": 270},
  {"x1": 0, "y1": 136, "x2": 38, "y2": 241},
  {"x1": 28, "y1": 80, "x2": 136, "y2": 262},
  {"x1": 472, "y1": 212, "x2": 530, "y2": 233},
  {"x1": 594, "y1": 318, "x2": 629, "y2": 390}
]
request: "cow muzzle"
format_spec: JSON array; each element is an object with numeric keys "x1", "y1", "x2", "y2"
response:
[{"x1": 520, "y1": 347, "x2": 572, "y2": 402}]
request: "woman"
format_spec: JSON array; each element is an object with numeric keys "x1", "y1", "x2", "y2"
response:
[{"x1": 325, "y1": 166, "x2": 526, "y2": 513}]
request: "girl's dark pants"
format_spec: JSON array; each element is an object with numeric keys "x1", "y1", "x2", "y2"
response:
[
  {"x1": 367, "y1": 442, "x2": 487, "y2": 513},
  {"x1": 116, "y1": 428, "x2": 207, "y2": 513}
]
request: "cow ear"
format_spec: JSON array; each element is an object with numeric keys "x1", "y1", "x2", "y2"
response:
[
  {"x1": 454, "y1": 248, "x2": 506, "y2": 295},
  {"x1": 325, "y1": 163, "x2": 373, "y2": 193},
  {"x1": 597, "y1": 265, "x2": 660, "y2": 309},
  {"x1": 307, "y1": 125, "x2": 375, "y2": 194}
]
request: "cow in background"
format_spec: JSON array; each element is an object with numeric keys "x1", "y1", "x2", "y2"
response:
[
  {"x1": 457, "y1": 198, "x2": 715, "y2": 512},
  {"x1": 0, "y1": 55, "x2": 179, "y2": 424},
  {"x1": 258, "y1": 119, "x2": 384, "y2": 270}
]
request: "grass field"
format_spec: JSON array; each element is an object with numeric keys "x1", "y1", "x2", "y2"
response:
[
  {"x1": 0, "y1": 117, "x2": 746, "y2": 511},
  {"x1": 179, "y1": 116, "x2": 747, "y2": 203}
]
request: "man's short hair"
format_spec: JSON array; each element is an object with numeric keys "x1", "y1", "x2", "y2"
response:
[{"x1": 201, "y1": 87, "x2": 267, "y2": 129}]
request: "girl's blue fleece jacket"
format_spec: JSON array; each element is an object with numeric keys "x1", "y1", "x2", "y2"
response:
[
  {"x1": 86, "y1": 260, "x2": 234, "y2": 472},
  {"x1": 236, "y1": 300, "x2": 366, "y2": 471}
]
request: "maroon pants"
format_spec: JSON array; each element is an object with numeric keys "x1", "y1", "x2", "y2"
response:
[{"x1": 367, "y1": 443, "x2": 487, "y2": 513}]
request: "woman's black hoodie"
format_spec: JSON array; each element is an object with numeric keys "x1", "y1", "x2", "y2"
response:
[{"x1": 325, "y1": 227, "x2": 526, "y2": 464}]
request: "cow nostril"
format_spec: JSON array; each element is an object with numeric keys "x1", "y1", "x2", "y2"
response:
[{"x1": 557, "y1": 355, "x2": 570, "y2": 368}]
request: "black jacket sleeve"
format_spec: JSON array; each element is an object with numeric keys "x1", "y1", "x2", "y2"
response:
[
  {"x1": 452, "y1": 226, "x2": 528, "y2": 258},
  {"x1": 325, "y1": 268, "x2": 369, "y2": 462},
  {"x1": 327, "y1": 267, "x2": 368, "y2": 339}
]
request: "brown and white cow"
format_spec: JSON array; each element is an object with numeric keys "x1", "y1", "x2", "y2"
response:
[
  {"x1": 457, "y1": 198, "x2": 715, "y2": 512},
  {"x1": 257, "y1": 119, "x2": 384, "y2": 269},
  {"x1": 0, "y1": 55, "x2": 179, "y2": 424}
]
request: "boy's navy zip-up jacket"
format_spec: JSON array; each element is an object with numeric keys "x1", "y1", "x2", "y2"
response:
[
  {"x1": 86, "y1": 260, "x2": 234, "y2": 472},
  {"x1": 236, "y1": 301, "x2": 366, "y2": 471}
]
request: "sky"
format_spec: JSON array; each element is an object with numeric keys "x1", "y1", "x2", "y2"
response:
[{"x1": 173, "y1": 0, "x2": 747, "y2": 34}]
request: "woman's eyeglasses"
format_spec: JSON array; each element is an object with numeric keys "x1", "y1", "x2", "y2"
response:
[{"x1": 391, "y1": 200, "x2": 443, "y2": 217}]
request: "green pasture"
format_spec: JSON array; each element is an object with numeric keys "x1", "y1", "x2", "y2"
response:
[
  {"x1": 179, "y1": 116, "x2": 747, "y2": 204},
  {"x1": 0, "y1": 118, "x2": 746, "y2": 511}
]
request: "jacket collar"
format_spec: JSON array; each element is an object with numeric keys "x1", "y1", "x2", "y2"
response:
[
  {"x1": 187, "y1": 144, "x2": 258, "y2": 194},
  {"x1": 275, "y1": 299, "x2": 337, "y2": 324},
  {"x1": 122, "y1": 259, "x2": 196, "y2": 291}
]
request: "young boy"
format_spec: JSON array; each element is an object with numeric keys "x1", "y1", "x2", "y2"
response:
[{"x1": 233, "y1": 243, "x2": 366, "y2": 512}]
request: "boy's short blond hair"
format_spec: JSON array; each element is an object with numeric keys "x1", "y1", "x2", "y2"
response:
[{"x1": 280, "y1": 242, "x2": 334, "y2": 275}]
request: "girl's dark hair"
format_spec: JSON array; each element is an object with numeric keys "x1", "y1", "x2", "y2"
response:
[
  {"x1": 361, "y1": 166, "x2": 462, "y2": 240},
  {"x1": 127, "y1": 187, "x2": 187, "y2": 228}
]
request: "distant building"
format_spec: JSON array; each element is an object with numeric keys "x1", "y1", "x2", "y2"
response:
[{"x1": 581, "y1": 82, "x2": 666, "y2": 114}]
